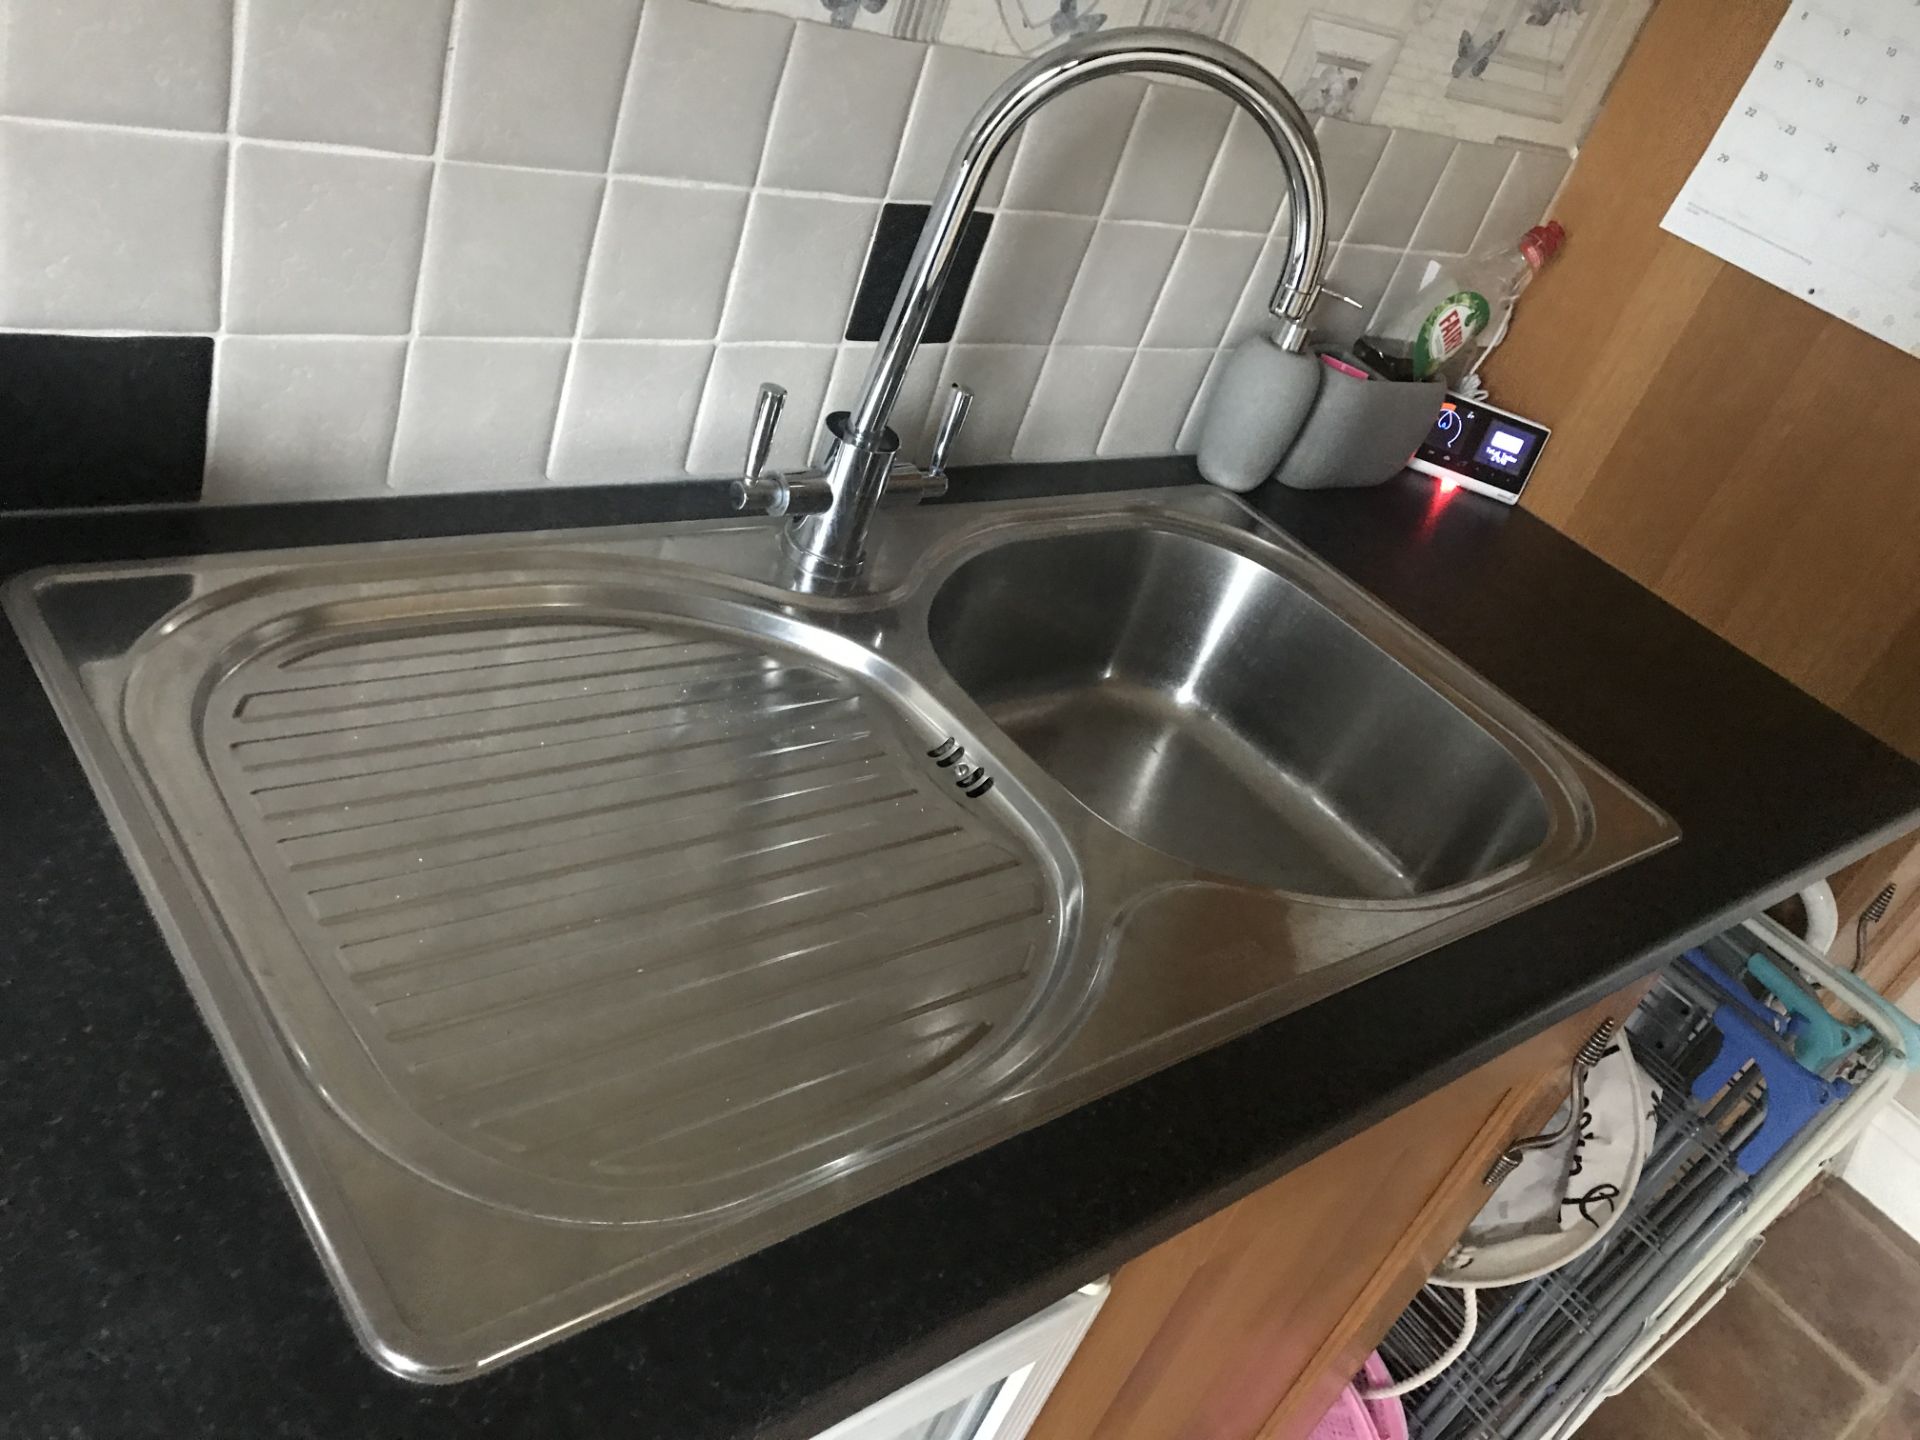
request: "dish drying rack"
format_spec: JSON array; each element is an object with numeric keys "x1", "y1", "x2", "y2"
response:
[{"x1": 1375, "y1": 913, "x2": 1919, "y2": 1440}]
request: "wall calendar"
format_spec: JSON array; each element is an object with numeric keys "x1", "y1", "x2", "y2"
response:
[{"x1": 1664, "y1": 1, "x2": 1920, "y2": 357}]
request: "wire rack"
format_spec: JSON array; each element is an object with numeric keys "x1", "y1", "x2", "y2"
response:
[{"x1": 1376, "y1": 917, "x2": 1911, "y2": 1440}]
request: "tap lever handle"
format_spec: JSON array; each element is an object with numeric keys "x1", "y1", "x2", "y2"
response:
[
  {"x1": 743, "y1": 382, "x2": 786, "y2": 482},
  {"x1": 927, "y1": 385, "x2": 973, "y2": 478}
]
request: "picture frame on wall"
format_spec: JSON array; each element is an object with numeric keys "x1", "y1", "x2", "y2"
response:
[
  {"x1": 1445, "y1": 0, "x2": 1651, "y2": 124},
  {"x1": 1280, "y1": 13, "x2": 1405, "y2": 124}
]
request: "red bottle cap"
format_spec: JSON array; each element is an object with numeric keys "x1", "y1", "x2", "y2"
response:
[{"x1": 1520, "y1": 220, "x2": 1565, "y2": 269}]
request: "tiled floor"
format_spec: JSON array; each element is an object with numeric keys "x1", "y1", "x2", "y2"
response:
[{"x1": 1581, "y1": 1182, "x2": 1920, "y2": 1440}]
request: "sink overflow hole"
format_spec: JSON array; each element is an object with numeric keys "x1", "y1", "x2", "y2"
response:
[{"x1": 927, "y1": 737, "x2": 995, "y2": 799}]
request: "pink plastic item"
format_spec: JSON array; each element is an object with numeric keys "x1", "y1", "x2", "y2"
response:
[{"x1": 1305, "y1": 1352, "x2": 1409, "y2": 1440}]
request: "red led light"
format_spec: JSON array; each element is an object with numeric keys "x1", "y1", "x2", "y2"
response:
[{"x1": 1440, "y1": 476, "x2": 1459, "y2": 492}]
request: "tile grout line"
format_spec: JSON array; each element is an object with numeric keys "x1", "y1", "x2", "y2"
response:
[
  {"x1": 0, "y1": 325, "x2": 1230, "y2": 357},
  {"x1": 1742, "y1": 1269, "x2": 1888, "y2": 1393},
  {"x1": 1894, "y1": 1321, "x2": 1920, "y2": 1392},
  {"x1": 1097, "y1": 109, "x2": 1240, "y2": 459},
  {"x1": 2, "y1": 40, "x2": 1540, "y2": 499},
  {"x1": 202, "y1": 0, "x2": 251, "y2": 500},
  {"x1": 1835, "y1": 1388, "x2": 1894, "y2": 1440},
  {"x1": 1394, "y1": 138, "x2": 1465, "y2": 261},
  {"x1": 1644, "y1": 1371, "x2": 1733, "y2": 1440},
  {"x1": 1458, "y1": 147, "x2": 1520, "y2": 259},
  {"x1": 802, "y1": 38, "x2": 937, "y2": 452},
  {"x1": 684, "y1": 22, "x2": 801, "y2": 477},
  {"x1": 1133, "y1": 112, "x2": 1242, "y2": 351},
  {"x1": 384, "y1": 0, "x2": 466, "y2": 494},
  {"x1": 1006, "y1": 80, "x2": 1150, "y2": 460},
  {"x1": 544, "y1": 1, "x2": 651, "y2": 483},
  {"x1": 1827, "y1": 1204, "x2": 1920, "y2": 1440},
  {"x1": 1166, "y1": 120, "x2": 1405, "y2": 449},
  {"x1": 1172, "y1": 135, "x2": 1333, "y2": 455},
  {"x1": 0, "y1": 103, "x2": 1363, "y2": 244},
  {"x1": 1370, "y1": 143, "x2": 1494, "y2": 334}
]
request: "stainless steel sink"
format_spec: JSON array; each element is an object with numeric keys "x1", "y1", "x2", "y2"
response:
[
  {"x1": 927, "y1": 525, "x2": 1550, "y2": 899},
  {"x1": 6, "y1": 486, "x2": 1676, "y2": 1380}
]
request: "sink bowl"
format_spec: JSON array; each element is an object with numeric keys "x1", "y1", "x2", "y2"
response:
[
  {"x1": 928, "y1": 525, "x2": 1549, "y2": 899},
  {"x1": 5, "y1": 486, "x2": 1675, "y2": 1380}
]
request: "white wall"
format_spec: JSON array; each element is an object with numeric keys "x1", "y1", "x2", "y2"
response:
[{"x1": 1843, "y1": 974, "x2": 1920, "y2": 1243}]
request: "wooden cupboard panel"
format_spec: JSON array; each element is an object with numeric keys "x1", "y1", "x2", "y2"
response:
[
  {"x1": 1026, "y1": 1072, "x2": 1512, "y2": 1440},
  {"x1": 1482, "y1": 0, "x2": 1920, "y2": 985},
  {"x1": 1511, "y1": 241, "x2": 1723, "y2": 533},
  {"x1": 1485, "y1": 0, "x2": 1920, "y2": 764},
  {"x1": 1253, "y1": 987, "x2": 1649, "y2": 1440},
  {"x1": 1029, "y1": 988, "x2": 1646, "y2": 1440}
]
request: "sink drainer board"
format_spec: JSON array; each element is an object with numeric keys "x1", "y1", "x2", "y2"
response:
[
  {"x1": 153, "y1": 604, "x2": 1061, "y2": 1226},
  {"x1": 6, "y1": 488, "x2": 1678, "y2": 1379}
]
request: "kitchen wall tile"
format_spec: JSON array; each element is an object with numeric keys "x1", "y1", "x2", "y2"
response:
[
  {"x1": 204, "y1": 337, "x2": 404, "y2": 502},
  {"x1": 844, "y1": 204, "x2": 990, "y2": 344},
  {"x1": 1143, "y1": 231, "x2": 1264, "y2": 349},
  {"x1": 549, "y1": 342, "x2": 713, "y2": 483},
  {"x1": 757, "y1": 22, "x2": 924, "y2": 197},
  {"x1": 1176, "y1": 347, "x2": 1230, "y2": 453},
  {"x1": 1105, "y1": 85, "x2": 1234, "y2": 225},
  {"x1": 902, "y1": 346, "x2": 957, "y2": 462},
  {"x1": 0, "y1": 0, "x2": 231, "y2": 132},
  {"x1": 580, "y1": 181, "x2": 749, "y2": 340},
  {"x1": 719, "y1": 193, "x2": 878, "y2": 343},
  {"x1": 1345, "y1": 129, "x2": 1457, "y2": 249},
  {"x1": 1313, "y1": 118, "x2": 1392, "y2": 242},
  {"x1": 443, "y1": 0, "x2": 644, "y2": 171},
  {"x1": 934, "y1": 345, "x2": 1047, "y2": 466},
  {"x1": 1472, "y1": 147, "x2": 1572, "y2": 250},
  {"x1": 952, "y1": 211, "x2": 1095, "y2": 345},
  {"x1": 819, "y1": 341, "x2": 875, "y2": 439},
  {"x1": 0, "y1": 122, "x2": 224, "y2": 331},
  {"x1": 417, "y1": 164, "x2": 602, "y2": 337},
  {"x1": 1013, "y1": 346, "x2": 1133, "y2": 461},
  {"x1": 389, "y1": 339, "x2": 569, "y2": 491},
  {"x1": 613, "y1": 0, "x2": 792, "y2": 186},
  {"x1": 0, "y1": 0, "x2": 1558, "y2": 499},
  {"x1": 0, "y1": 333, "x2": 211, "y2": 509},
  {"x1": 818, "y1": 340, "x2": 947, "y2": 457},
  {"x1": 1193, "y1": 110, "x2": 1285, "y2": 235},
  {"x1": 686, "y1": 343, "x2": 834, "y2": 473},
  {"x1": 1221, "y1": 226, "x2": 1303, "y2": 349},
  {"x1": 236, "y1": 0, "x2": 454, "y2": 155},
  {"x1": 1413, "y1": 142, "x2": 1516, "y2": 254},
  {"x1": 1098, "y1": 349, "x2": 1213, "y2": 458},
  {"x1": 226, "y1": 143, "x2": 429, "y2": 335},
  {"x1": 1369, "y1": 251, "x2": 1446, "y2": 337},
  {"x1": 889, "y1": 46, "x2": 1023, "y2": 206},
  {"x1": 1053, "y1": 222, "x2": 1183, "y2": 348},
  {"x1": 1318, "y1": 245, "x2": 1404, "y2": 347},
  {"x1": 998, "y1": 76, "x2": 1148, "y2": 216}
]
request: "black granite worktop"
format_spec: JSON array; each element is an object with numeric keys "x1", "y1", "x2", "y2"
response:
[{"x1": 5, "y1": 460, "x2": 1917, "y2": 1439}]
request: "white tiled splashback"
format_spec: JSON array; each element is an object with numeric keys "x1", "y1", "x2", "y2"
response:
[{"x1": 0, "y1": 0, "x2": 1570, "y2": 504}]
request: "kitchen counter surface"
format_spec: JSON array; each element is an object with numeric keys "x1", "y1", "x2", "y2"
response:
[{"x1": 5, "y1": 459, "x2": 1917, "y2": 1439}]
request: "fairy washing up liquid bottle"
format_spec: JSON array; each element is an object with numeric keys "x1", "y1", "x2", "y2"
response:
[{"x1": 1355, "y1": 221, "x2": 1564, "y2": 383}]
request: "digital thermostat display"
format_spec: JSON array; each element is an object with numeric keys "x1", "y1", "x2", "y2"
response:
[
  {"x1": 1475, "y1": 424, "x2": 1536, "y2": 476},
  {"x1": 1409, "y1": 395, "x2": 1551, "y2": 505}
]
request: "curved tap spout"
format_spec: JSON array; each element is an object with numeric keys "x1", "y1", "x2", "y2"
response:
[
  {"x1": 766, "y1": 27, "x2": 1330, "y2": 587},
  {"x1": 847, "y1": 29, "x2": 1328, "y2": 449}
]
